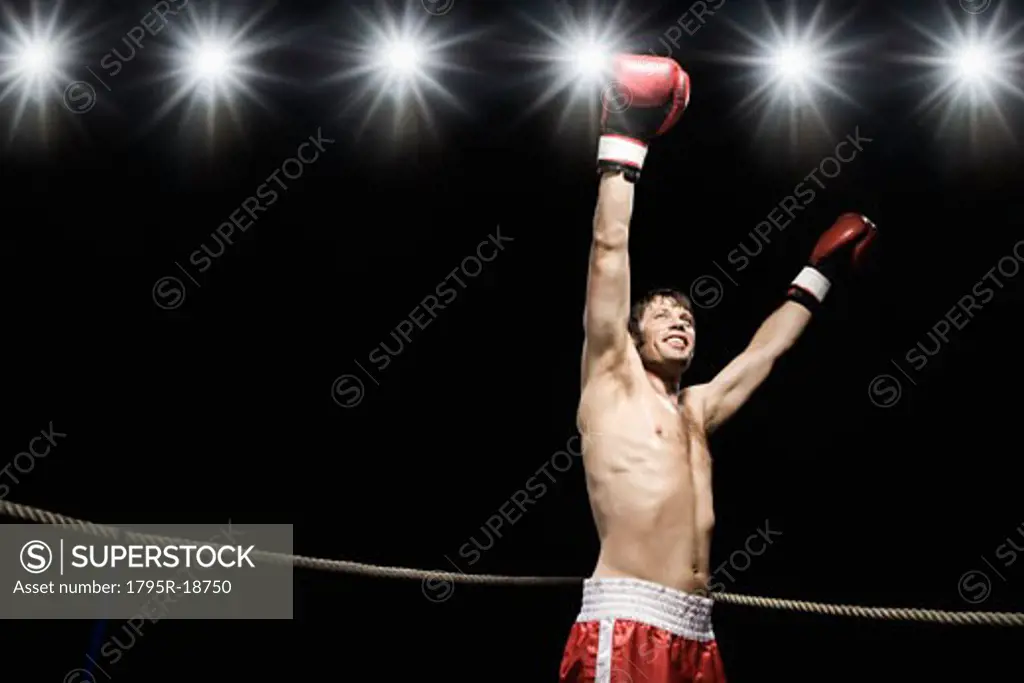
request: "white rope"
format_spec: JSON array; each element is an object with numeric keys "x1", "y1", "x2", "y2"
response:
[{"x1": 3, "y1": 499, "x2": 1022, "y2": 626}]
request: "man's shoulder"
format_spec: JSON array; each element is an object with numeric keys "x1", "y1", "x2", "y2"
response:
[
  {"x1": 682, "y1": 382, "x2": 709, "y2": 398},
  {"x1": 681, "y1": 383, "x2": 710, "y2": 414},
  {"x1": 581, "y1": 342, "x2": 644, "y2": 390},
  {"x1": 578, "y1": 353, "x2": 648, "y2": 424}
]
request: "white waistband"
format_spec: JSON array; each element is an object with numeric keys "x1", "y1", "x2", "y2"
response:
[{"x1": 576, "y1": 577, "x2": 715, "y2": 641}]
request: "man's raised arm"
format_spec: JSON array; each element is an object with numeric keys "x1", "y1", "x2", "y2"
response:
[
  {"x1": 700, "y1": 213, "x2": 877, "y2": 432},
  {"x1": 582, "y1": 54, "x2": 692, "y2": 384},
  {"x1": 583, "y1": 174, "x2": 635, "y2": 381}
]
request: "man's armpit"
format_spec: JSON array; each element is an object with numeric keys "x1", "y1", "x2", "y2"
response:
[
  {"x1": 582, "y1": 338, "x2": 638, "y2": 390},
  {"x1": 682, "y1": 383, "x2": 714, "y2": 430}
]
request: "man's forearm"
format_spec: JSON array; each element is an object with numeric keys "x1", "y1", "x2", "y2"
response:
[
  {"x1": 593, "y1": 172, "x2": 634, "y2": 249},
  {"x1": 583, "y1": 172, "x2": 634, "y2": 364},
  {"x1": 747, "y1": 300, "x2": 812, "y2": 358},
  {"x1": 701, "y1": 300, "x2": 810, "y2": 432}
]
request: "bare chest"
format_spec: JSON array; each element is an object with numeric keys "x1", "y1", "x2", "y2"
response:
[
  {"x1": 650, "y1": 391, "x2": 707, "y2": 449},
  {"x1": 582, "y1": 392, "x2": 709, "y2": 470}
]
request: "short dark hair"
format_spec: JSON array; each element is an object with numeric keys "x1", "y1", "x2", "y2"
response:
[{"x1": 628, "y1": 288, "x2": 693, "y2": 346}]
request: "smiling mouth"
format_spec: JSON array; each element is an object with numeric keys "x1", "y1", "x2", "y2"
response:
[{"x1": 664, "y1": 334, "x2": 689, "y2": 350}]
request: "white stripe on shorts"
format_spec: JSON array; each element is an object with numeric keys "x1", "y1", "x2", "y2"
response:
[{"x1": 595, "y1": 618, "x2": 614, "y2": 683}]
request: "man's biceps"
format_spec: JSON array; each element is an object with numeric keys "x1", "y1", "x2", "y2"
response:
[
  {"x1": 712, "y1": 350, "x2": 762, "y2": 390},
  {"x1": 696, "y1": 381, "x2": 725, "y2": 414},
  {"x1": 701, "y1": 385, "x2": 744, "y2": 431},
  {"x1": 707, "y1": 357, "x2": 771, "y2": 416},
  {"x1": 584, "y1": 287, "x2": 628, "y2": 327},
  {"x1": 583, "y1": 317, "x2": 628, "y2": 350},
  {"x1": 705, "y1": 365, "x2": 739, "y2": 396},
  {"x1": 702, "y1": 369, "x2": 749, "y2": 415}
]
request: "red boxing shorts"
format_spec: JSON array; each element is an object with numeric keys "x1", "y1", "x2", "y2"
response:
[{"x1": 559, "y1": 578, "x2": 726, "y2": 683}]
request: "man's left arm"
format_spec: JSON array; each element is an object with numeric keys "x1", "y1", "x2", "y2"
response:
[
  {"x1": 699, "y1": 213, "x2": 878, "y2": 433},
  {"x1": 700, "y1": 301, "x2": 811, "y2": 433}
]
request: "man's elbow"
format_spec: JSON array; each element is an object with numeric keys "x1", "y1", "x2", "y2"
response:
[{"x1": 592, "y1": 221, "x2": 629, "y2": 252}]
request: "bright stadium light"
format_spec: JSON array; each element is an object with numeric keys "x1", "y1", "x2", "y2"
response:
[
  {"x1": 759, "y1": 32, "x2": 843, "y2": 107},
  {"x1": 953, "y1": 43, "x2": 996, "y2": 82},
  {"x1": 889, "y1": 2, "x2": 1024, "y2": 153},
  {"x1": 947, "y1": 39, "x2": 1008, "y2": 95},
  {"x1": 566, "y1": 37, "x2": 611, "y2": 81},
  {"x1": 361, "y1": 17, "x2": 455, "y2": 102},
  {"x1": 174, "y1": 32, "x2": 249, "y2": 102},
  {"x1": 513, "y1": 1, "x2": 629, "y2": 126},
  {"x1": 16, "y1": 38, "x2": 58, "y2": 79},
  {"x1": 0, "y1": 2, "x2": 80, "y2": 137},
  {"x1": 2, "y1": 34, "x2": 65, "y2": 98},
  {"x1": 382, "y1": 38, "x2": 422, "y2": 75},
  {"x1": 704, "y1": 1, "x2": 864, "y2": 148},
  {"x1": 363, "y1": 27, "x2": 443, "y2": 88},
  {"x1": 901, "y1": 1, "x2": 1024, "y2": 127},
  {"x1": 190, "y1": 39, "x2": 236, "y2": 81},
  {"x1": 770, "y1": 41, "x2": 817, "y2": 85},
  {"x1": 932, "y1": 33, "x2": 1020, "y2": 117},
  {"x1": 2, "y1": 33, "x2": 65, "y2": 96},
  {"x1": 327, "y1": 3, "x2": 468, "y2": 141},
  {"x1": 148, "y1": 3, "x2": 278, "y2": 138}
]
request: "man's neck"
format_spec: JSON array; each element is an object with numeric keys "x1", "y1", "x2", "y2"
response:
[{"x1": 645, "y1": 368, "x2": 682, "y2": 398}]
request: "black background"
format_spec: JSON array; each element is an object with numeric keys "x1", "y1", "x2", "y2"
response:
[{"x1": 3, "y1": 0, "x2": 1023, "y2": 680}]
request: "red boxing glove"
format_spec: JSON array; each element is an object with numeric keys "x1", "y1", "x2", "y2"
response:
[
  {"x1": 598, "y1": 54, "x2": 691, "y2": 183},
  {"x1": 788, "y1": 213, "x2": 877, "y2": 310}
]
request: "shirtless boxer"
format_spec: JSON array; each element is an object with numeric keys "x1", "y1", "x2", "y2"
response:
[{"x1": 559, "y1": 54, "x2": 876, "y2": 683}]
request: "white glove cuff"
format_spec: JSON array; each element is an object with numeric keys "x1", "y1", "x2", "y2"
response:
[
  {"x1": 791, "y1": 266, "x2": 831, "y2": 303},
  {"x1": 598, "y1": 135, "x2": 648, "y2": 170}
]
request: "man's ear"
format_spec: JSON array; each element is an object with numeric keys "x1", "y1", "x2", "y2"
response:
[{"x1": 629, "y1": 319, "x2": 643, "y2": 349}]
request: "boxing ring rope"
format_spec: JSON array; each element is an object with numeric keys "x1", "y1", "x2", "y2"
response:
[{"x1": 3, "y1": 498, "x2": 1022, "y2": 627}]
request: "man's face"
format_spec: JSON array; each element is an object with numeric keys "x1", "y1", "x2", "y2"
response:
[{"x1": 638, "y1": 296, "x2": 695, "y2": 368}]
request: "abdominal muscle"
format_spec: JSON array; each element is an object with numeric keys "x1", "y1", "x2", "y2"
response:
[{"x1": 580, "y1": 387, "x2": 715, "y2": 594}]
